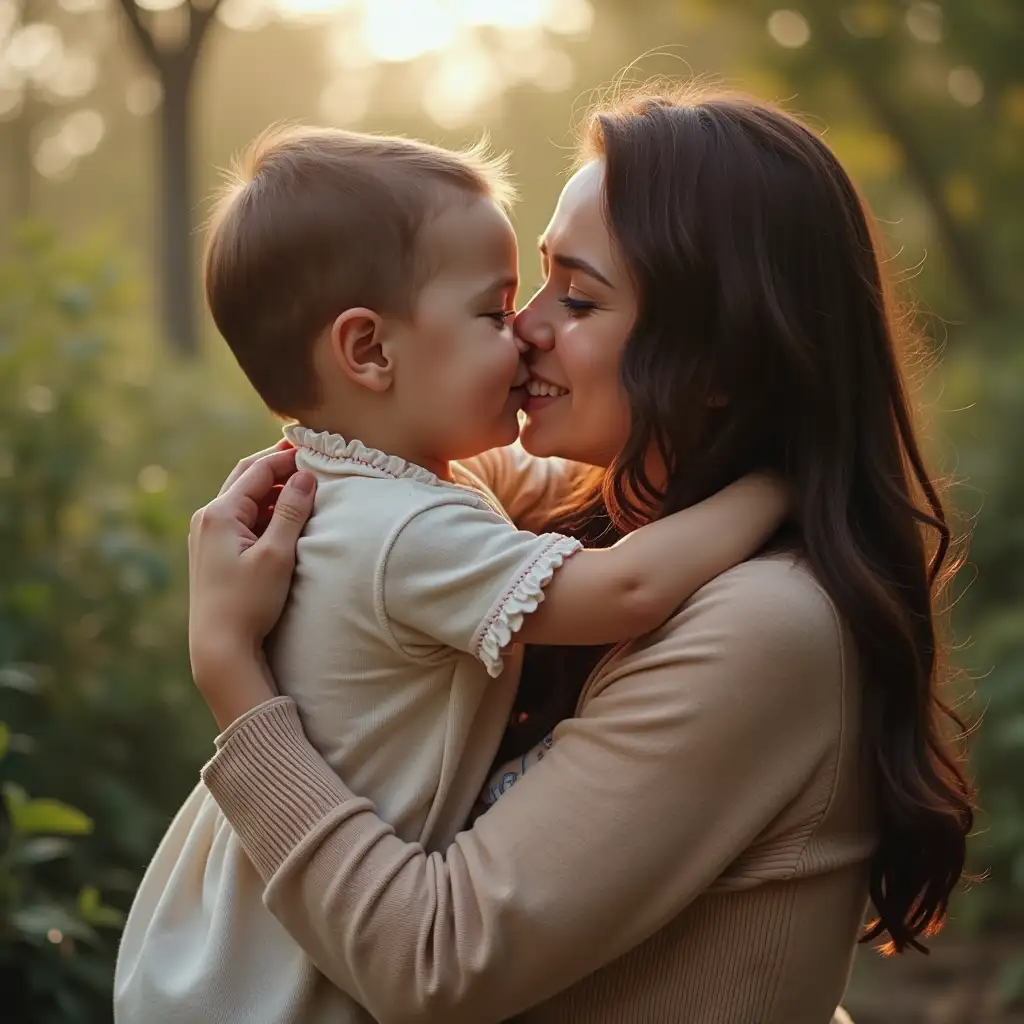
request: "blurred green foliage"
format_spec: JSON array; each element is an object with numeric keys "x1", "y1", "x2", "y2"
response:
[
  {"x1": 942, "y1": 321, "x2": 1024, "y2": 932},
  {"x1": 0, "y1": 227, "x2": 271, "y2": 1020}
]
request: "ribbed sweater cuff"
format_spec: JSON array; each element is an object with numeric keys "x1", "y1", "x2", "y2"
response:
[{"x1": 201, "y1": 698, "x2": 355, "y2": 881}]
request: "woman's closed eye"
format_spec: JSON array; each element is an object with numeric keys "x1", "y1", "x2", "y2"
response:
[{"x1": 559, "y1": 296, "x2": 598, "y2": 318}]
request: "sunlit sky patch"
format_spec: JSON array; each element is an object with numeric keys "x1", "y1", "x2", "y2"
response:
[{"x1": 221, "y1": 0, "x2": 597, "y2": 127}]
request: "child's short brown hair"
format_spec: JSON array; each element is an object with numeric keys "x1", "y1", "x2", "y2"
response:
[{"x1": 204, "y1": 126, "x2": 514, "y2": 417}]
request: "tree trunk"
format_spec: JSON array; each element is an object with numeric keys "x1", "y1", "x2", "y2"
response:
[
  {"x1": 9, "y1": 0, "x2": 35, "y2": 220},
  {"x1": 116, "y1": 0, "x2": 222, "y2": 357},
  {"x1": 847, "y1": 66, "x2": 1002, "y2": 317},
  {"x1": 158, "y1": 60, "x2": 198, "y2": 356}
]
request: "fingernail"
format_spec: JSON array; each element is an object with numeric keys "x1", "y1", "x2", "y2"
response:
[{"x1": 292, "y1": 471, "x2": 315, "y2": 495}]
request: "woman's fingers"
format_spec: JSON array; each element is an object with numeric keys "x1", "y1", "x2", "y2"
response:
[
  {"x1": 253, "y1": 485, "x2": 283, "y2": 538},
  {"x1": 260, "y1": 471, "x2": 316, "y2": 558},
  {"x1": 220, "y1": 447, "x2": 299, "y2": 513},
  {"x1": 217, "y1": 439, "x2": 295, "y2": 497}
]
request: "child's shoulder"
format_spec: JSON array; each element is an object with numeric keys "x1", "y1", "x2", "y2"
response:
[{"x1": 309, "y1": 464, "x2": 503, "y2": 547}]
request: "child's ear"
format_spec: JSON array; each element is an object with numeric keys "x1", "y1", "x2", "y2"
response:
[{"x1": 328, "y1": 308, "x2": 394, "y2": 393}]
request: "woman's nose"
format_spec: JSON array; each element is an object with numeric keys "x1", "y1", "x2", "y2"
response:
[{"x1": 513, "y1": 299, "x2": 555, "y2": 352}]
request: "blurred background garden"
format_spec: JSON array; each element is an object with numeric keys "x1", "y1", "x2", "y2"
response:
[{"x1": 0, "y1": 0, "x2": 1021, "y2": 1020}]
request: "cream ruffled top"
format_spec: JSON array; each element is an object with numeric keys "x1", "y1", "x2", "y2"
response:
[{"x1": 114, "y1": 432, "x2": 581, "y2": 1023}]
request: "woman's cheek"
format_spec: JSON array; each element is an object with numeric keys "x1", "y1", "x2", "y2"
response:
[{"x1": 580, "y1": 327, "x2": 633, "y2": 455}]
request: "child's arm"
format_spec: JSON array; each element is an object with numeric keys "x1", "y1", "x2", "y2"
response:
[
  {"x1": 516, "y1": 473, "x2": 787, "y2": 645},
  {"x1": 457, "y1": 445, "x2": 589, "y2": 533}
]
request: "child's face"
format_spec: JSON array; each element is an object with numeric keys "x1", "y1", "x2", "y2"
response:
[{"x1": 392, "y1": 197, "x2": 526, "y2": 463}]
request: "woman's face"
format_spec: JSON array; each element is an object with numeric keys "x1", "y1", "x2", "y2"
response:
[{"x1": 513, "y1": 161, "x2": 638, "y2": 468}]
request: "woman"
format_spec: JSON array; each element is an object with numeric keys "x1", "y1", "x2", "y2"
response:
[{"x1": 187, "y1": 89, "x2": 973, "y2": 1023}]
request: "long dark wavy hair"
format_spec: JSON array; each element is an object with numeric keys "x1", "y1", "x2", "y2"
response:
[{"x1": 497, "y1": 87, "x2": 974, "y2": 956}]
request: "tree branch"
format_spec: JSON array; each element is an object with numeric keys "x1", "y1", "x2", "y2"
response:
[
  {"x1": 846, "y1": 61, "x2": 1001, "y2": 315},
  {"x1": 184, "y1": 0, "x2": 224, "y2": 68},
  {"x1": 809, "y1": 16, "x2": 1003, "y2": 316},
  {"x1": 115, "y1": 0, "x2": 163, "y2": 71}
]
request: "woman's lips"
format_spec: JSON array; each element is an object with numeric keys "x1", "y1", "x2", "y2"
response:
[
  {"x1": 522, "y1": 392, "x2": 566, "y2": 413},
  {"x1": 522, "y1": 378, "x2": 568, "y2": 413}
]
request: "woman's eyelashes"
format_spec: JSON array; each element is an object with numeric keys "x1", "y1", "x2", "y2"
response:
[{"x1": 559, "y1": 296, "x2": 598, "y2": 318}]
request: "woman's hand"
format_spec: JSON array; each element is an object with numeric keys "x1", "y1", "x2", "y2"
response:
[{"x1": 188, "y1": 441, "x2": 317, "y2": 730}]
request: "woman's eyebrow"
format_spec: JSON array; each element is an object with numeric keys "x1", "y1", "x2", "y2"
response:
[{"x1": 538, "y1": 239, "x2": 613, "y2": 289}]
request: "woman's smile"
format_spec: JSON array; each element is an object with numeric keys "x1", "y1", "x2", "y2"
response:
[{"x1": 523, "y1": 374, "x2": 570, "y2": 413}]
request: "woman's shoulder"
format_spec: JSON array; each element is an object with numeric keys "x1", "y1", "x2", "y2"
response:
[
  {"x1": 570, "y1": 552, "x2": 859, "y2": 844},
  {"x1": 688, "y1": 552, "x2": 842, "y2": 639},
  {"x1": 584, "y1": 552, "x2": 850, "y2": 711}
]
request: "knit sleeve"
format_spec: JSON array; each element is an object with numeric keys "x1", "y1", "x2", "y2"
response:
[
  {"x1": 379, "y1": 498, "x2": 581, "y2": 678},
  {"x1": 201, "y1": 560, "x2": 850, "y2": 1024}
]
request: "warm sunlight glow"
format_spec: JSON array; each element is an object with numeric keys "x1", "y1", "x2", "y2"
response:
[
  {"x1": 422, "y1": 39, "x2": 502, "y2": 128},
  {"x1": 217, "y1": 0, "x2": 273, "y2": 32},
  {"x1": 319, "y1": 66, "x2": 376, "y2": 123},
  {"x1": 134, "y1": 0, "x2": 186, "y2": 12},
  {"x1": 6, "y1": 23, "x2": 64, "y2": 75},
  {"x1": 270, "y1": 0, "x2": 353, "y2": 21},
  {"x1": 271, "y1": 0, "x2": 594, "y2": 127},
  {"x1": 44, "y1": 51, "x2": 98, "y2": 100},
  {"x1": 362, "y1": 0, "x2": 456, "y2": 62}
]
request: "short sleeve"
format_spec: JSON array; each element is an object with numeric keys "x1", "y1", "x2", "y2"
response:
[{"x1": 379, "y1": 499, "x2": 581, "y2": 677}]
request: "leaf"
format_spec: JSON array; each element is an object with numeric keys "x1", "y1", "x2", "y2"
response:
[
  {"x1": 0, "y1": 720, "x2": 8, "y2": 760},
  {"x1": 77, "y1": 886, "x2": 125, "y2": 929},
  {"x1": 12, "y1": 837, "x2": 74, "y2": 866},
  {"x1": 9, "y1": 796, "x2": 93, "y2": 837},
  {"x1": 11, "y1": 904, "x2": 97, "y2": 946},
  {"x1": 3, "y1": 781, "x2": 28, "y2": 822},
  {"x1": 0, "y1": 665, "x2": 40, "y2": 693}
]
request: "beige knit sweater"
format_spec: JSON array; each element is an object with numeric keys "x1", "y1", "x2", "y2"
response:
[{"x1": 201, "y1": 546, "x2": 877, "y2": 1023}]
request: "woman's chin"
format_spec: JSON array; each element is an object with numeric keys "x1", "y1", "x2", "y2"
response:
[{"x1": 518, "y1": 415, "x2": 563, "y2": 459}]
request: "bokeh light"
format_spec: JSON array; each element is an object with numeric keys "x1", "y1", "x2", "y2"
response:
[
  {"x1": 767, "y1": 9, "x2": 811, "y2": 49},
  {"x1": 949, "y1": 66, "x2": 984, "y2": 107},
  {"x1": 125, "y1": 75, "x2": 162, "y2": 116},
  {"x1": 208, "y1": 0, "x2": 594, "y2": 127},
  {"x1": 905, "y1": 1, "x2": 943, "y2": 43}
]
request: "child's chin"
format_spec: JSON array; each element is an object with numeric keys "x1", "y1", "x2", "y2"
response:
[{"x1": 492, "y1": 420, "x2": 521, "y2": 449}]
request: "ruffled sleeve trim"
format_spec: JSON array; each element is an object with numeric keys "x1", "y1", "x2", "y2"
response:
[{"x1": 476, "y1": 535, "x2": 583, "y2": 677}]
